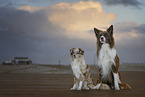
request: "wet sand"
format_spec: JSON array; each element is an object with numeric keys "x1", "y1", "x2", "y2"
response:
[{"x1": 0, "y1": 71, "x2": 145, "y2": 97}]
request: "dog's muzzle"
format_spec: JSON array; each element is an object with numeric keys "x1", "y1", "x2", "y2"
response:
[
  {"x1": 73, "y1": 54, "x2": 76, "y2": 58},
  {"x1": 72, "y1": 54, "x2": 82, "y2": 58},
  {"x1": 100, "y1": 36, "x2": 105, "y2": 43}
]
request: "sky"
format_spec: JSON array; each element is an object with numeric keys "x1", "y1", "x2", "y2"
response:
[{"x1": 0, "y1": 0, "x2": 145, "y2": 65}]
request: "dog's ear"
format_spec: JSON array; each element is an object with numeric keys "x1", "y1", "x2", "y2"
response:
[
  {"x1": 70, "y1": 48, "x2": 74, "y2": 55},
  {"x1": 107, "y1": 25, "x2": 113, "y2": 35},
  {"x1": 79, "y1": 48, "x2": 84, "y2": 55},
  {"x1": 81, "y1": 50, "x2": 84, "y2": 55},
  {"x1": 94, "y1": 28, "x2": 101, "y2": 37}
]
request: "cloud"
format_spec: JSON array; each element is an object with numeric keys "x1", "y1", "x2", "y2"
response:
[
  {"x1": 1, "y1": 1, "x2": 145, "y2": 64},
  {"x1": 0, "y1": 0, "x2": 28, "y2": 8},
  {"x1": 48, "y1": 1, "x2": 116, "y2": 39},
  {"x1": 114, "y1": 22, "x2": 139, "y2": 42},
  {"x1": 113, "y1": 22, "x2": 145, "y2": 50},
  {"x1": 0, "y1": 4, "x2": 98, "y2": 64},
  {"x1": 18, "y1": 1, "x2": 116, "y2": 40},
  {"x1": 17, "y1": 5, "x2": 43, "y2": 13},
  {"x1": 134, "y1": 24, "x2": 145, "y2": 34},
  {"x1": 102, "y1": 0, "x2": 143, "y2": 8},
  {"x1": 0, "y1": 0, "x2": 14, "y2": 7},
  {"x1": 103, "y1": 22, "x2": 145, "y2": 63},
  {"x1": 0, "y1": 7, "x2": 66, "y2": 64}
]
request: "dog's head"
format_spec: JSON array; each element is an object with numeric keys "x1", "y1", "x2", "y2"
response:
[
  {"x1": 94, "y1": 25, "x2": 114, "y2": 48},
  {"x1": 70, "y1": 48, "x2": 84, "y2": 59}
]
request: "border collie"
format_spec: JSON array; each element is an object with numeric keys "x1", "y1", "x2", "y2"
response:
[{"x1": 93, "y1": 25, "x2": 131, "y2": 90}]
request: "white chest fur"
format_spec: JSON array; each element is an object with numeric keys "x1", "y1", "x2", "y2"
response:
[
  {"x1": 71, "y1": 58, "x2": 85, "y2": 79},
  {"x1": 98, "y1": 43, "x2": 117, "y2": 78}
]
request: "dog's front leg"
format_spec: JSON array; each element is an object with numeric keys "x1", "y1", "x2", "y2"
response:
[
  {"x1": 112, "y1": 65, "x2": 121, "y2": 90},
  {"x1": 82, "y1": 80, "x2": 90, "y2": 90},
  {"x1": 77, "y1": 74, "x2": 84, "y2": 90},
  {"x1": 78, "y1": 80, "x2": 83, "y2": 90},
  {"x1": 112, "y1": 55, "x2": 122, "y2": 90},
  {"x1": 113, "y1": 72, "x2": 120, "y2": 90},
  {"x1": 71, "y1": 77, "x2": 78, "y2": 90}
]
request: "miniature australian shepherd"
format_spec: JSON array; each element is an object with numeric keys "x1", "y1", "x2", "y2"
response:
[
  {"x1": 93, "y1": 25, "x2": 131, "y2": 90},
  {"x1": 70, "y1": 48, "x2": 94, "y2": 90}
]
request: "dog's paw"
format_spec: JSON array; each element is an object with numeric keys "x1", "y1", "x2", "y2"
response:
[
  {"x1": 77, "y1": 88, "x2": 82, "y2": 90},
  {"x1": 115, "y1": 88, "x2": 120, "y2": 90},
  {"x1": 77, "y1": 88, "x2": 81, "y2": 91},
  {"x1": 83, "y1": 87, "x2": 90, "y2": 90},
  {"x1": 92, "y1": 83, "x2": 110, "y2": 90},
  {"x1": 70, "y1": 88, "x2": 76, "y2": 90},
  {"x1": 114, "y1": 86, "x2": 120, "y2": 90}
]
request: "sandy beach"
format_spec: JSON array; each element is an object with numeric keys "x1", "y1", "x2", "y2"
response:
[{"x1": 0, "y1": 64, "x2": 145, "y2": 97}]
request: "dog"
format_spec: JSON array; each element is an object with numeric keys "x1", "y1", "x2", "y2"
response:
[
  {"x1": 93, "y1": 25, "x2": 131, "y2": 90},
  {"x1": 70, "y1": 48, "x2": 94, "y2": 90}
]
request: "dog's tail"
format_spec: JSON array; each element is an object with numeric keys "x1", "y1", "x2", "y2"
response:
[
  {"x1": 88, "y1": 84, "x2": 95, "y2": 89},
  {"x1": 120, "y1": 82, "x2": 131, "y2": 90},
  {"x1": 91, "y1": 83, "x2": 110, "y2": 90}
]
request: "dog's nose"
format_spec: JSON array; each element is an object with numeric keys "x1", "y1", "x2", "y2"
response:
[
  {"x1": 101, "y1": 37, "x2": 104, "y2": 41},
  {"x1": 74, "y1": 55, "x2": 76, "y2": 58}
]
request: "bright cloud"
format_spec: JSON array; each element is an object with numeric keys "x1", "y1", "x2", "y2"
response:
[
  {"x1": 48, "y1": 1, "x2": 116, "y2": 39},
  {"x1": 17, "y1": 5, "x2": 43, "y2": 13},
  {"x1": 18, "y1": 1, "x2": 116, "y2": 40}
]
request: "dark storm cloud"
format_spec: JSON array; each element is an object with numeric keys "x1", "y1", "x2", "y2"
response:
[
  {"x1": 113, "y1": 23, "x2": 145, "y2": 63},
  {"x1": 0, "y1": 1, "x2": 145, "y2": 64},
  {"x1": 103, "y1": 0, "x2": 143, "y2": 8},
  {"x1": 0, "y1": 6, "x2": 96, "y2": 64},
  {"x1": 0, "y1": 0, "x2": 25, "y2": 8},
  {"x1": 114, "y1": 23, "x2": 145, "y2": 35},
  {"x1": 0, "y1": 7, "x2": 65, "y2": 64},
  {"x1": 134, "y1": 24, "x2": 145, "y2": 34},
  {"x1": 0, "y1": 0, "x2": 13, "y2": 7}
]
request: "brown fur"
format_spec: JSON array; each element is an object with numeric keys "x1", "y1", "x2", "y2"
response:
[
  {"x1": 94, "y1": 25, "x2": 131, "y2": 90},
  {"x1": 70, "y1": 48, "x2": 95, "y2": 90}
]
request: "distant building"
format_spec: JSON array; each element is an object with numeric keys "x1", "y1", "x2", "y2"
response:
[
  {"x1": 2, "y1": 57, "x2": 32, "y2": 65},
  {"x1": 13, "y1": 57, "x2": 32, "y2": 64},
  {"x1": 2, "y1": 60, "x2": 15, "y2": 65}
]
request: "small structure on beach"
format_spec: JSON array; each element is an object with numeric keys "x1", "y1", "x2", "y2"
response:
[
  {"x1": 2, "y1": 57, "x2": 32, "y2": 65},
  {"x1": 13, "y1": 57, "x2": 32, "y2": 65}
]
